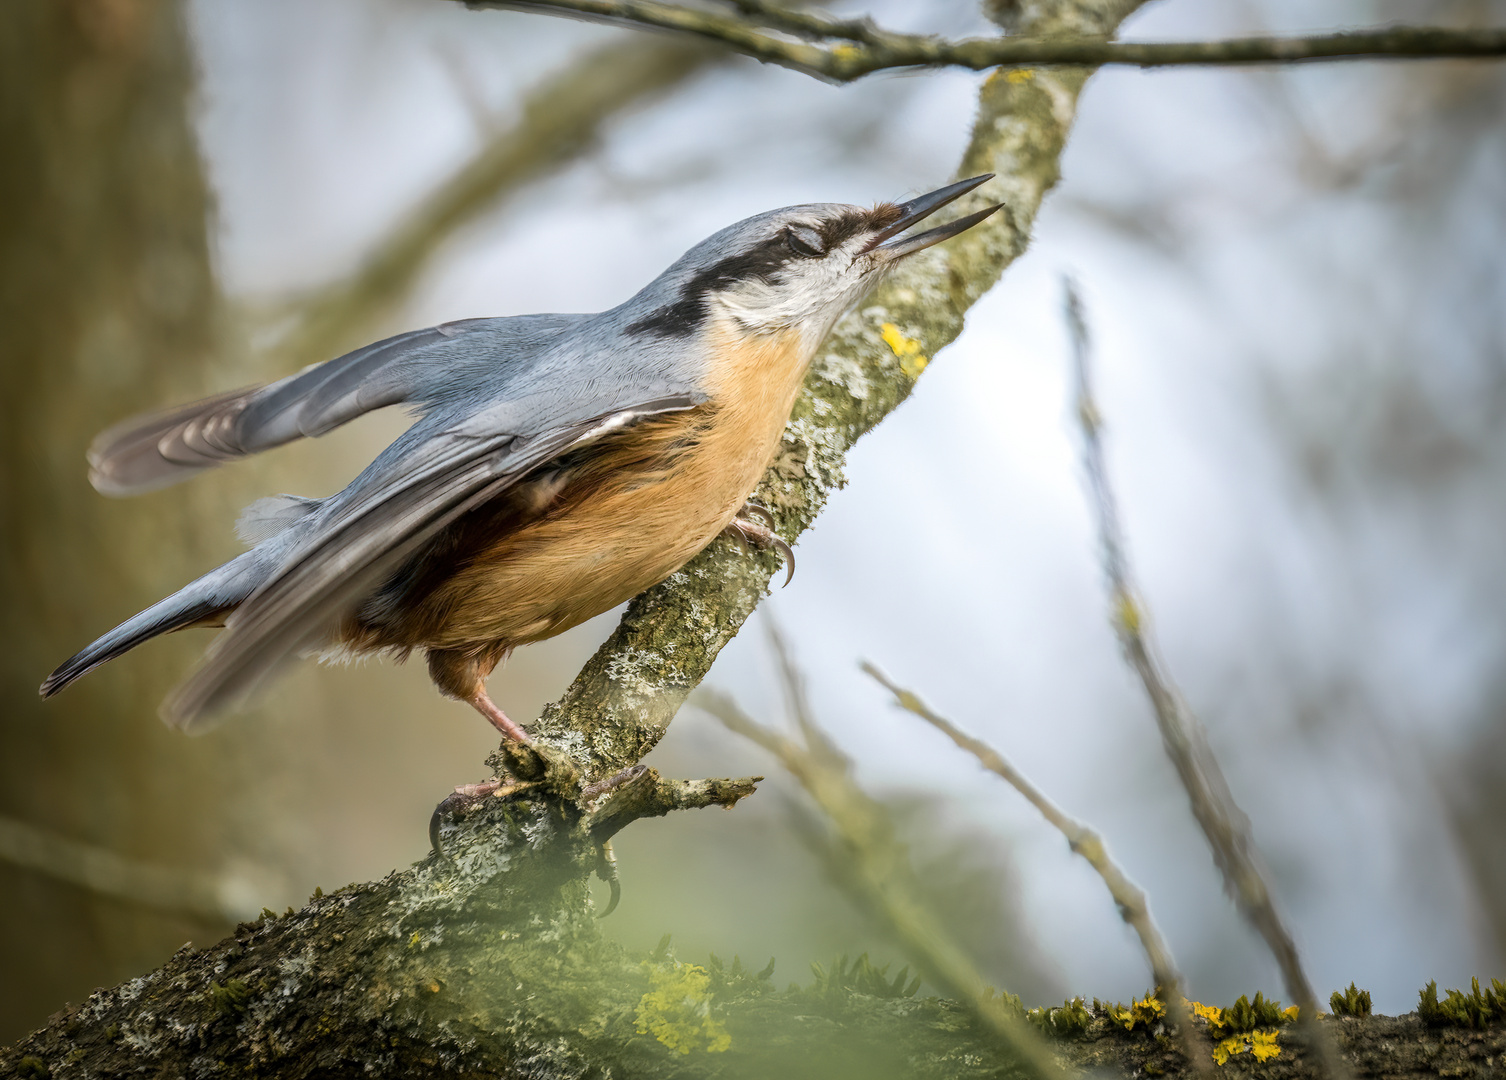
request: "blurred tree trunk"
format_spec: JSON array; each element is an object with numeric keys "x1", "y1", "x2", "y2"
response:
[{"x1": 0, "y1": 0, "x2": 247, "y2": 1042}]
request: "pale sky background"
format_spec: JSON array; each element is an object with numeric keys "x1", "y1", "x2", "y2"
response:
[{"x1": 183, "y1": 0, "x2": 1505, "y2": 1014}]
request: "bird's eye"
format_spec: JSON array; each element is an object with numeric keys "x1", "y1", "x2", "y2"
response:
[{"x1": 785, "y1": 226, "x2": 825, "y2": 258}]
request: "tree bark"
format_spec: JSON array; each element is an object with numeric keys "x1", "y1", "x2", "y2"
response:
[{"x1": 2, "y1": 777, "x2": 1500, "y2": 1078}]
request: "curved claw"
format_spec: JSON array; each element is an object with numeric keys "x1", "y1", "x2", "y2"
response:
[
  {"x1": 594, "y1": 839, "x2": 621, "y2": 918},
  {"x1": 769, "y1": 533, "x2": 795, "y2": 587},
  {"x1": 429, "y1": 806, "x2": 446, "y2": 861},
  {"x1": 598, "y1": 875, "x2": 622, "y2": 919},
  {"x1": 723, "y1": 516, "x2": 795, "y2": 587}
]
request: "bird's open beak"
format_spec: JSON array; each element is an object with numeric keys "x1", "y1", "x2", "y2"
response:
[{"x1": 870, "y1": 174, "x2": 1003, "y2": 258}]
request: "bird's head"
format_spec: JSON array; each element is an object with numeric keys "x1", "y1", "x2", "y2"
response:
[{"x1": 624, "y1": 175, "x2": 1001, "y2": 343}]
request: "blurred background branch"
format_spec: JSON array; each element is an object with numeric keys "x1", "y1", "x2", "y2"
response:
[
  {"x1": 271, "y1": 34, "x2": 719, "y2": 367},
  {"x1": 1064, "y1": 277, "x2": 1345, "y2": 1076},
  {"x1": 692, "y1": 672, "x2": 1070, "y2": 1080},
  {"x1": 0, "y1": 814, "x2": 269, "y2": 925},
  {"x1": 471, "y1": 2, "x2": 1506, "y2": 81},
  {"x1": 861, "y1": 660, "x2": 1210, "y2": 1077}
]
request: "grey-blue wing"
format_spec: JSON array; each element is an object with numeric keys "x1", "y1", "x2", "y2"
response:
[
  {"x1": 86, "y1": 315, "x2": 582, "y2": 496},
  {"x1": 160, "y1": 395, "x2": 697, "y2": 731}
]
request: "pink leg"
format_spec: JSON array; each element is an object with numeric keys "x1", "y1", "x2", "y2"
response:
[{"x1": 467, "y1": 687, "x2": 532, "y2": 743}]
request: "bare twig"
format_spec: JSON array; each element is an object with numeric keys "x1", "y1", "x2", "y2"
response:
[
  {"x1": 273, "y1": 35, "x2": 716, "y2": 368},
  {"x1": 583, "y1": 768, "x2": 762, "y2": 841},
  {"x1": 469, "y1": 2, "x2": 1506, "y2": 82},
  {"x1": 1064, "y1": 279, "x2": 1347, "y2": 1077},
  {"x1": 862, "y1": 661, "x2": 1211, "y2": 1078},
  {"x1": 0, "y1": 814, "x2": 269, "y2": 925},
  {"x1": 692, "y1": 685, "x2": 1069, "y2": 1080}
]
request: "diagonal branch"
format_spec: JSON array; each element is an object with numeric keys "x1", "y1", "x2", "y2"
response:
[
  {"x1": 861, "y1": 662, "x2": 1211, "y2": 1078},
  {"x1": 521, "y1": 0, "x2": 1152, "y2": 780},
  {"x1": 468, "y1": 1, "x2": 1506, "y2": 82},
  {"x1": 1063, "y1": 278, "x2": 1348, "y2": 1078}
]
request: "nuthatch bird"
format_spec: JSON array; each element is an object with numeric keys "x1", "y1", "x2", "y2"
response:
[{"x1": 41, "y1": 176, "x2": 1000, "y2": 742}]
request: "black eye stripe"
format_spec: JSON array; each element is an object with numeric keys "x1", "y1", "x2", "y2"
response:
[
  {"x1": 785, "y1": 228, "x2": 824, "y2": 258},
  {"x1": 628, "y1": 206, "x2": 901, "y2": 338}
]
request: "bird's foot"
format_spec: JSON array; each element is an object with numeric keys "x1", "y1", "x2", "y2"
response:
[
  {"x1": 582, "y1": 763, "x2": 649, "y2": 805},
  {"x1": 429, "y1": 777, "x2": 536, "y2": 860},
  {"x1": 723, "y1": 502, "x2": 795, "y2": 586}
]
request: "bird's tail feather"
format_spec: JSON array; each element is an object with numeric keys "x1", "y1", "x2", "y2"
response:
[{"x1": 39, "y1": 553, "x2": 264, "y2": 701}]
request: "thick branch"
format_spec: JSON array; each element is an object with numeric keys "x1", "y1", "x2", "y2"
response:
[{"x1": 471, "y1": 2, "x2": 1506, "y2": 82}]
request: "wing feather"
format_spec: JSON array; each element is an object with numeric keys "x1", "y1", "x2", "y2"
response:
[
  {"x1": 162, "y1": 396, "x2": 697, "y2": 730},
  {"x1": 86, "y1": 319, "x2": 505, "y2": 496}
]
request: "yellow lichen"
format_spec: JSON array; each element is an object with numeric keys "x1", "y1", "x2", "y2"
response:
[
  {"x1": 1190, "y1": 1001, "x2": 1223, "y2": 1026},
  {"x1": 880, "y1": 323, "x2": 928, "y2": 378},
  {"x1": 1212, "y1": 1029, "x2": 1282, "y2": 1066},
  {"x1": 634, "y1": 963, "x2": 732, "y2": 1056},
  {"x1": 1106, "y1": 991, "x2": 1165, "y2": 1031},
  {"x1": 1005, "y1": 68, "x2": 1036, "y2": 84},
  {"x1": 1249, "y1": 1030, "x2": 1282, "y2": 1062}
]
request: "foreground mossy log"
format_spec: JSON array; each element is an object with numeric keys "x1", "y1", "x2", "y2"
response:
[{"x1": 3, "y1": 778, "x2": 1504, "y2": 1079}]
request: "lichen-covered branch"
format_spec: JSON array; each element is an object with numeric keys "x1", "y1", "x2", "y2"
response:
[
  {"x1": 584, "y1": 768, "x2": 762, "y2": 842},
  {"x1": 470, "y1": 1, "x2": 1506, "y2": 82},
  {"x1": 861, "y1": 662, "x2": 1210, "y2": 1078},
  {"x1": 1063, "y1": 280, "x2": 1347, "y2": 1079},
  {"x1": 530, "y1": 0, "x2": 1151, "y2": 779}
]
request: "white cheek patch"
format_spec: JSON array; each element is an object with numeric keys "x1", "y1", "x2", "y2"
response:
[{"x1": 714, "y1": 239, "x2": 877, "y2": 336}]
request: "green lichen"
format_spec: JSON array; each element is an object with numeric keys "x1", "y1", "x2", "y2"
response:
[
  {"x1": 802, "y1": 953, "x2": 921, "y2": 1002},
  {"x1": 1027, "y1": 996, "x2": 1093, "y2": 1038},
  {"x1": 208, "y1": 977, "x2": 254, "y2": 1016},
  {"x1": 1329, "y1": 982, "x2": 1372, "y2": 1017},
  {"x1": 15, "y1": 1056, "x2": 50, "y2": 1079},
  {"x1": 1218, "y1": 992, "x2": 1289, "y2": 1034},
  {"x1": 1418, "y1": 977, "x2": 1506, "y2": 1029}
]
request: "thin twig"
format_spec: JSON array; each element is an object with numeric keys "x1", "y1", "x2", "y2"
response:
[
  {"x1": 469, "y1": 2, "x2": 1506, "y2": 82},
  {"x1": 693, "y1": 684, "x2": 1069, "y2": 1080},
  {"x1": 0, "y1": 814, "x2": 267, "y2": 924},
  {"x1": 862, "y1": 661, "x2": 1211, "y2": 1078},
  {"x1": 1064, "y1": 278, "x2": 1348, "y2": 1078}
]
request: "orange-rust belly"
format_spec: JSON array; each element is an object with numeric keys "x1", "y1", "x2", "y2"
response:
[{"x1": 414, "y1": 322, "x2": 809, "y2": 652}]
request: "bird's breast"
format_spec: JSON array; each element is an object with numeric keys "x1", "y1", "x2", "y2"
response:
[{"x1": 391, "y1": 322, "x2": 813, "y2": 651}]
